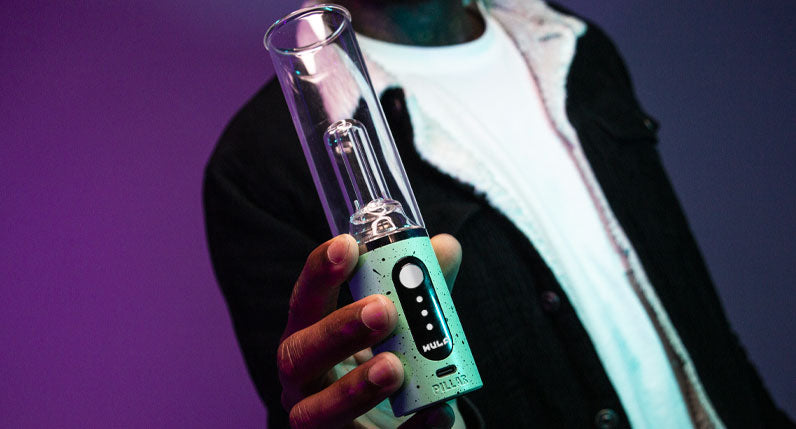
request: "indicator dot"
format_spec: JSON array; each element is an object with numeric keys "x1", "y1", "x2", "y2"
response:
[
  {"x1": 421, "y1": 309, "x2": 429, "y2": 317},
  {"x1": 426, "y1": 323, "x2": 433, "y2": 331},
  {"x1": 416, "y1": 296, "x2": 423, "y2": 303}
]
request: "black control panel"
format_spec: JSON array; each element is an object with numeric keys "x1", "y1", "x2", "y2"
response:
[{"x1": 391, "y1": 256, "x2": 453, "y2": 361}]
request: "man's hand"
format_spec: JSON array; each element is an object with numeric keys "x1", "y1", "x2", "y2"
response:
[{"x1": 277, "y1": 234, "x2": 463, "y2": 428}]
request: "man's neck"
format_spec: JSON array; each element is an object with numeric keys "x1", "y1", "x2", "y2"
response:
[{"x1": 334, "y1": 0, "x2": 485, "y2": 46}]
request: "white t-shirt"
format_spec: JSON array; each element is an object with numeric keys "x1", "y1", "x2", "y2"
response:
[{"x1": 358, "y1": 13, "x2": 693, "y2": 429}]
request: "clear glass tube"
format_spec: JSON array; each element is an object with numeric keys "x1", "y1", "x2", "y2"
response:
[{"x1": 265, "y1": 5, "x2": 424, "y2": 243}]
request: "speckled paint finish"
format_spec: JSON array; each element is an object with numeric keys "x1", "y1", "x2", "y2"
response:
[{"x1": 350, "y1": 234, "x2": 483, "y2": 416}]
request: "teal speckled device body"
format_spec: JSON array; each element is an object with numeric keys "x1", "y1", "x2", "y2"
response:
[{"x1": 349, "y1": 234, "x2": 482, "y2": 417}]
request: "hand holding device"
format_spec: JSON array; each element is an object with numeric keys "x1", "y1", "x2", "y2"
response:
[{"x1": 276, "y1": 234, "x2": 461, "y2": 428}]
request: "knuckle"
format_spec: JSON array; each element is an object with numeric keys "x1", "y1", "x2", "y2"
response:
[
  {"x1": 289, "y1": 403, "x2": 313, "y2": 429},
  {"x1": 277, "y1": 339, "x2": 300, "y2": 381}
]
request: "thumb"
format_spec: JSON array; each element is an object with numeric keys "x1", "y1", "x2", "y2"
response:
[{"x1": 430, "y1": 234, "x2": 462, "y2": 292}]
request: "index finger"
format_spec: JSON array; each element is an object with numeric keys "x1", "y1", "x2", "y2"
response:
[{"x1": 282, "y1": 234, "x2": 359, "y2": 339}]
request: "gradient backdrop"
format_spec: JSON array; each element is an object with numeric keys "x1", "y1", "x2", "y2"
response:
[{"x1": 1, "y1": 1, "x2": 793, "y2": 427}]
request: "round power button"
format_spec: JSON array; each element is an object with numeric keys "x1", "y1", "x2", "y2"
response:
[{"x1": 398, "y1": 263, "x2": 424, "y2": 289}]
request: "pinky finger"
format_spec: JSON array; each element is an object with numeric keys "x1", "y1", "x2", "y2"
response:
[{"x1": 288, "y1": 353, "x2": 404, "y2": 429}]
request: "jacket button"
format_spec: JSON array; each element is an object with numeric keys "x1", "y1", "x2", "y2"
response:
[
  {"x1": 540, "y1": 291, "x2": 561, "y2": 314},
  {"x1": 594, "y1": 408, "x2": 619, "y2": 429}
]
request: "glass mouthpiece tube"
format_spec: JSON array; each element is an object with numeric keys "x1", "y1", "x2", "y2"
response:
[
  {"x1": 265, "y1": 4, "x2": 424, "y2": 244},
  {"x1": 324, "y1": 119, "x2": 419, "y2": 242}
]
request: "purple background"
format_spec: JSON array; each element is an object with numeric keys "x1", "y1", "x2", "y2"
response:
[{"x1": 1, "y1": 1, "x2": 792, "y2": 427}]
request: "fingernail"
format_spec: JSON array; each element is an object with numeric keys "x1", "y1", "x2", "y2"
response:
[
  {"x1": 326, "y1": 236, "x2": 349, "y2": 265},
  {"x1": 361, "y1": 300, "x2": 389, "y2": 331},
  {"x1": 367, "y1": 357, "x2": 398, "y2": 387}
]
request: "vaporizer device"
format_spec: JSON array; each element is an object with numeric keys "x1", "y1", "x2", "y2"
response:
[{"x1": 265, "y1": 4, "x2": 482, "y2": 416}]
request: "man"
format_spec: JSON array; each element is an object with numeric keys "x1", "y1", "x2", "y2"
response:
[{"x1": 203, "y1": 0, "x2": 792, "y2": 427}]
